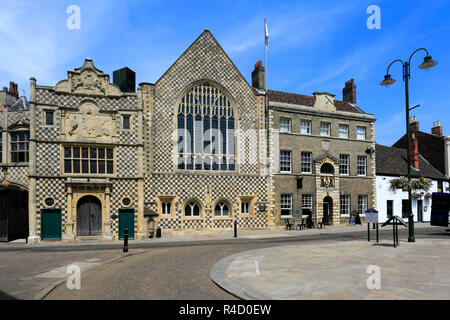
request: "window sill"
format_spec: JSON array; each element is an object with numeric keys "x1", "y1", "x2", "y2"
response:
[{"x1": 280, "y1": 215, "x2": 293, "y2": 219}]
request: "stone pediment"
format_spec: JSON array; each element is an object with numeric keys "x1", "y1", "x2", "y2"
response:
[
  {"x1": 54, "y1": 58, "x2": 121, "y2": 97},
  {"x1": 62, "y1": 100, "x2": 116, "y2": 142},
  {"x1": 314, "y1": 153, "x2": 338, "y2": 165}
]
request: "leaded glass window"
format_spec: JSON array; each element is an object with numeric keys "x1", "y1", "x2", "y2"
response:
[
  {"x1": 177, "y1": 83, "x2": 235, "y2": 171},
  {"x1": 11, "y1": 131, "x2": 29, "y2": 163},
  {"x1": 64, "y1": 146, "x2": 114, "y2": 175},
  {"x1": 185, "y1": 201, "x2": 200, "y2": 217},
  {"x1": 214, "y1": 201, "x2": 230, "y2": 217}
]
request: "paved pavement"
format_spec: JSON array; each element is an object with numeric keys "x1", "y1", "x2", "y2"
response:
[
  {"x1": 210, "y1": 238, "x2": 450, "y2": 300},
  {"x1": 0, "y1": 223, "x2": 435, "y2": 251},
  {"x1": 42, "y1": 224, "x2": 449, "y2": 300},
  {"x1": 1, "y1": 223, "x2": 446, "y2": 300}
]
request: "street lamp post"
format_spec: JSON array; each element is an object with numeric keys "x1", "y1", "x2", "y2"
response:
[{"x1": 380, "y1": 48, "x2": 438, "y2": 243}]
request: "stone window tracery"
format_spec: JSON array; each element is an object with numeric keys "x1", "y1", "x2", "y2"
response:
[{"x1": 177, "y1": 83, "x2": 235, "y2": 171}]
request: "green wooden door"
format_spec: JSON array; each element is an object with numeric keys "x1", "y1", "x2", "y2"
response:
[
  {"x1": 119, "y1": 209, "x2": 134, "y2": 240},
  {"x1": 41, "y1": 209, "x2": 62, "y2": 240}
]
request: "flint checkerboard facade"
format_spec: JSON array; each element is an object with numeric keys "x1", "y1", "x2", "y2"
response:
[
  {"x1": 2, "y1": 29, "x2": 377, "y2": 243},
  {"x1": 18, "y1": 29, "x2": 272, "y2": 243}
]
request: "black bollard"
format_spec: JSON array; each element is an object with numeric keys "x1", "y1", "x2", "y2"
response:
[
  {"x1": 234, "y1": 220, "x2": 237, "y2": 238},
  {"x1": 123, "y1": 227, "x2": 128, "y2": 253}
]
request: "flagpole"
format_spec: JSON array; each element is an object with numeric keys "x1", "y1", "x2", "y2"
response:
[
  {"x1": 264, "y1": 17, "x2": 267, "y2": 93},
  {"x1": 264, "y1": 17, "x2": 269, "y2": 162}
]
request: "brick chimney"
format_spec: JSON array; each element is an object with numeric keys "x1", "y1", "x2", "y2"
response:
[
  {"x1": 432, "y1": 121, "x2": 442, "y2": 136},
  {"x1": 251, "y1": 60, "x2": 265, "y2": 90},
  {"x1": 409, "y1": 115, "x2": 419, "y2": 169},
  {"x1": 343, "y1": 79, "x2": 356, "y2": 104},
  {"x1": 9, "y1": 81, "x2": 18, "y2": 98}
]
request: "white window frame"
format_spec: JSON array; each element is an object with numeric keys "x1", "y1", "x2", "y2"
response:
[
  {"x1": 161, "y1": 201, "x2": 171, "y2": 215},
  {"x1": 214, "y1": 201, "x2": 231, "y2": 217},
  {"x1": 280, "y1": 150, "x2": 292, "y2": 173},
  {"x1": 281, "y1": 194, "x2": 293, "y2": 217},
  {"x1": 356, "y1": 126, "x2": 366, "y2": 140},
  {"x1": 339, "y1": 154, "x2": 349, "y2": 175},
  {"x1": 301, "y1": 152, "x2": 312, "y2": 174},
  {"x1": 300, "y1": 120, "x2": 311, "y2": 135},
  {"x1": 301, "y1": 194, "x2": 313, "y2": 210},
  {"x1": 280, "y1": 118, "x2": 291, "y2": 133},
  {"x1": 357, "y1": 155, "x2": 367, "y2": 176},
  {"x1": 340, "y1": 195, "x2": 350, "y2": 216},
  {"x1": 184, "y1": 201, "x2": 201, "y2": 217},
  {"x1": 320, "y1": 122, "x2": 331, "y2": 136},
  {"x1": 339, "y1": 124, "x2": 349, "y2": 138},
  {"x1": 241, "y1": 201, "x2": 251, "y2": 214},
  {"x1": 358, "y1": 195, "x2": 368, "y2": 215}
]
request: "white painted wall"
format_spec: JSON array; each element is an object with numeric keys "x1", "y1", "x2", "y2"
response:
[{"x1": 376, "y1": 175, "x2": 449, "y2": 223}]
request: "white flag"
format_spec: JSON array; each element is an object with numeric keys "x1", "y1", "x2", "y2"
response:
[{"x1": 265, "y1": 19, "x2": 269, "y2": 48}]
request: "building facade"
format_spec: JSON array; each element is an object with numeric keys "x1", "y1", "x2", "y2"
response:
[
  {"x1": 140, "y1": 30, "x2": 271, "y2": 233},
  {"x1": 0, "y1": 83, "x2": 30, "y2": 241},
  {"x1": 376, "y1": 143, "x2": 449, "y2": 222},
  {"x1": 265, "y1": 79, "x2": 377, "y2": 226},
  {"x1": 1, "y1": 29, "x2": 385, "y2": 242}
]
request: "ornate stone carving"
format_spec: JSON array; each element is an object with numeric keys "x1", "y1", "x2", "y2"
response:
[
  {"x1": 71, "y1": 70, "x2": 106, "y2": 94},
  {"x1": 63, "y1": 101, "x2": 115, "y2": 142},
  {"x1": 320, "y1": 176, "x2": 334, "y2": 188},
  {"x1": 54, "y1": 58, "x2": 121, "y2": 96}
]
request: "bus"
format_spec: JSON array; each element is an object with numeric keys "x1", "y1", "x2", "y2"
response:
[{"x1": 430, "y1": 192, "x2": 450, "y2": 227}]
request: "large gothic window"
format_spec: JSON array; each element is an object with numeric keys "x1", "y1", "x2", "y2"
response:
[{"x1": 177, "y1": 82, "x2": 235, "y2": 171}]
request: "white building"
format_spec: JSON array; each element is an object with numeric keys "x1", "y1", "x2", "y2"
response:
[{"x1": 376, "y1": 144, "x2": 449, "y2": 223}]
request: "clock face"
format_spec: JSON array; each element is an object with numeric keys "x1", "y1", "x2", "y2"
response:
[
  {"x1": 122, "y1": 197, "x2": 131, "y2": 206},
  {"x1": 45, "y1": 197, "x2": 55, "y2": 207}
]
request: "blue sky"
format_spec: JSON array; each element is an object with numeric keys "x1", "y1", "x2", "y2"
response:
[{"x1": 1, "y1": 0, "x2": 449, "y2": 145}]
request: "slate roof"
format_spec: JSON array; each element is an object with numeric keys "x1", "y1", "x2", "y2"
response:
[
  {"x1": 376, "y1": 144, "x2": 447, "y2": 180},
  {"x1": 267, "y1": 89, "x2": 364, "y2": 114},
  {"x1": 393, "y1": 131, "x2": 446, "y2": 175}
]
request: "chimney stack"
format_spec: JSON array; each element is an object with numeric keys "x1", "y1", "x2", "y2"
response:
[
  {"x1": 8, "y1": 81, "x2": 18, "y2": 98},
  {"x1": 432, "y1": 121, "x2": 442, "y2": 136},
  {"x1": 409, "y1": 115, "x2": 419, "y2": 169},
  {"x1": 251, "y1": 60, "x2": 265, "y2": 90},
  {"x1": 343, "y1": 79, "x2": 356, "y2": 104}
]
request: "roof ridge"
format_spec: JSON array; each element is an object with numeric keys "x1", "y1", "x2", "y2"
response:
[{"x1": 418, "y1": 154, "x2": 447, "y2": 179}]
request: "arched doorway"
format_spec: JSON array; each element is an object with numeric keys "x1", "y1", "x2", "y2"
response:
[
  {"x1": 0, "y1": 188, "x2": 29, "y2": 242},
  {"x1": 77, "y1": 195, "x2": 102, "y2": 236},
  {"x1": 323, "y1": 196, "x2": 333, "y2": 226}
]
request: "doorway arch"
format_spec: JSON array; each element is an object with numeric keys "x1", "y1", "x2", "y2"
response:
[
  {"x1": 77, "y1": 195, "x2": 102, "y2": 236},
  {"x1": 322, "y1": 196, "x2": 333, "y2": 226},
  {"x1": 0, "y1": 187, "x2": 29, "y2": 242}
]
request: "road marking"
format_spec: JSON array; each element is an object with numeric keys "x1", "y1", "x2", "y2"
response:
[{"x1": 35, "y1": 261, "x2": 100, "y2": 279}]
